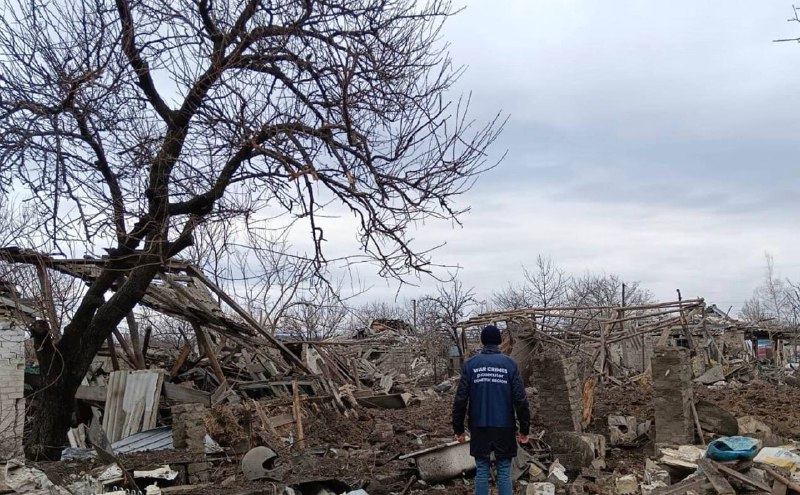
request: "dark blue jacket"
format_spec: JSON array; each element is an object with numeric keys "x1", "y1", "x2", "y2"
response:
[{"x1": 452, "y1": 346, "x2": 530, "y2": 435}]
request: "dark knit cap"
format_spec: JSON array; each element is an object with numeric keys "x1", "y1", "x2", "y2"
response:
[{"x1": 481, "y1": 325, "x2": 502, "y2": 345}]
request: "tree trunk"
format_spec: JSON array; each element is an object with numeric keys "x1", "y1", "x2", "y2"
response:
[
  {"x1": 25, "y1": 259, "x2": 162, "y2": 460},
  {"x1": 24, "y1": 374, "x2": 78, "y2": 461}
]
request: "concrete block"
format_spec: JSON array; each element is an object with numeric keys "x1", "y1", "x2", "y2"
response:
[
  {"x1": 695, "y1": 399, "x2": 737, "y2": 436},
  {"x1": 695, "y1": 364, "x2": 725, "y2": 385},
  {"x1": 526, "y1": 482, "x2": 555, "y2": 495},
  {"x1": 369, "y1": 420, "x2": 394, "y2": 443},
  {"x1": 738, "y1": 416, "x2": 771, "y2": 435},
  {"x1": 545, "y1": 432, "x2": 603, "y2": 471},
  {"x1": 608, "y1": 416, "x2": 638, "y2": 446},
  {"x1": 615, "y1": 474, "x2": 638, "y2": 495}
]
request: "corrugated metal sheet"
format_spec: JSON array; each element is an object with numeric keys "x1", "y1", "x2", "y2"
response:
[
  {"x1": 62, "y1": 427, "x2": 222, "y2": 458},
  {"x1": 102, "y1": 370, "x2": 164, "y2": 443},
  {"x1": 111, "y1": 426, "x2": 173, "y2": 453}
]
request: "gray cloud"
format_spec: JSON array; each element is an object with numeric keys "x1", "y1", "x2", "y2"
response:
[{"x1": 295, "y1": 2, "x2": 800, "y2": 314}]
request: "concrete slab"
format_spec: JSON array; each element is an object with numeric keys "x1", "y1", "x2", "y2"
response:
[
  {"x1": 356, "y1": 393, "x2": 411, "y2": 409},
  {"x1": 695, "y1": 364, "x2": 725, "y2": 385},
  {"x1": 695, "y1": 400, "x2": 737, "y2": 436}
]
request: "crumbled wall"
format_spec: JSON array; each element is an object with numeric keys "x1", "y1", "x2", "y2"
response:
[
  {"x1": 0, "y1": 319, "x2": 25, "y2": 460},
  {"x1": 652, "y1": 346, "x2": 695, "y2": 445},
  {"x1": 531, "y1": 354, "x2": 583, "y2": 433}
]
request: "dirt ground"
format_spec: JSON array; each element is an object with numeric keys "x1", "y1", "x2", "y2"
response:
[
  {"x1": 30, "y1": 379, "x2": 800, "y2": 495},
  {"x1": 695, "y1": 380, "x2": 800, "y2": 439}
]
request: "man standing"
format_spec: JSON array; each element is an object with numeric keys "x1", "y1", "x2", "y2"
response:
[{"x1": 452, "y1": 325, "x2": 530, "y2": 495}]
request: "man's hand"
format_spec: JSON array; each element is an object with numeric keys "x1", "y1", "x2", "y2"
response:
[
  {"x1": 454, "y1": 433, "x2": 467, "y2": 443},
  {"x1": 517, "y1": 433, "x2": 529, "y2": 444}
]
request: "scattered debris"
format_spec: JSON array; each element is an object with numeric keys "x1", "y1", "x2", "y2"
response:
[
  {"x1": 608, "y1": 415, "x2": 650, "y2": 447},
  {"x1": 615, "y1": 474, "x2": 638, "y2": 495},
  {"x1": 547, "y1": 460, "x2": 568, "y2": 485},
  {"x1": 695, "y1": 364, "x2": 726, "y2": 386},
  {"x1": 737, "y1": 415, "x2": 772, "y2": 435},
  {"x1": 4, "y1": 460, "x2": 69, "y2": 495},
  {"x1": 4, "y1": 275, "x2": 800, "y2": 495},
  {"x1": 525, "y1": 482, "x2": 555, "y2": 495},
  {"x1": 694, "y1": 399, "x2": 739, "y2": 436}
]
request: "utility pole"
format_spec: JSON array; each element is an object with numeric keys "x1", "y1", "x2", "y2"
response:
[{"x1": 412, "y1": 298, "x2": 417, "y2": 332}]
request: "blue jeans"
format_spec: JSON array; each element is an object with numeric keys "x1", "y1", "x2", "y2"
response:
[{"x1": 474, "y1": 457, "x2": 512, "y2": 495}]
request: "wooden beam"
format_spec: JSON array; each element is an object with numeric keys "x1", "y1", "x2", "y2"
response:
[
  {"x1": 126, "y1": 312, "x2": 145, "y2": 369},
  {"x1": 185, "y1": 266, "x2": 312, "y2": 374},
  {"x1": 106, "y1": 335, "x2": 120, "y2": 371},
  {"x1": 111, "y1": 327, "x2": 137, "y2": 365},
  {"x1": 170, "y1": 341, "x2": 192, "y2": 378},
  {"x1": 191, "y1": 321, "x2": 227, "y2": 385},
  {"x1": 691, "y1": 398, "x2": 706, "y2": 446},
  {"x1": 653, "y1": 478, "x2": 710, "y2": 495},
  {"x1": 712, "y1": 461, "x2": 773, "y2": 493},
  {"x1": 142, "y1": 325, "x2": 152, "y2": 362},
  {"x1": 162, "y1": 382, "x2": 211, "y2": 407},
  {"x1": 35, "y1": 262, "x2": 61, "y2": 338},
  {"x1": 252, "y1": 400, "x2": 279, "y2": 437},
  {"x1": 76, "y1": 385, "x2": 108, "y2": 402},
  {"x1": 697, "y1": 459, "x2": 735, "y2": 495},
  {"x1": 763, "y1": 466, "x2": 800, "y2": 493},
  {"x1": 292, "y1": 380, "x2": 305, "y2": 450}
]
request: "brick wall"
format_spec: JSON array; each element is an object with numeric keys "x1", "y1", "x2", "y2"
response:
[
  {"x1": 171, "y1": 404, "x2": 210, "y2": 483},
  {"x1": 621, "y1": 335, "x2": 653, "y2": 372},
  {"x1": 0, "y1": 319, "x2": 25, "y2": 460},
  {"x1": 531, "y1": 354, "x2": 583, "y2": 433},
  {"x1": 652, "y1": 346, "x2": 694, "y2": 445}
]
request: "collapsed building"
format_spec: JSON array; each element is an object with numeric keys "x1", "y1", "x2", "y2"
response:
[{"x1": 0, "y1": 248, "x2": 799, "y2": 494}]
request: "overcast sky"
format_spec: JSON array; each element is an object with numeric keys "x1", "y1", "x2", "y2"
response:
[{"x1": 303, "y1": 2, "x2": 800, "y2": 313}]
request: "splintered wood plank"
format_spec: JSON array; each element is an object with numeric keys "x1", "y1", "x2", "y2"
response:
[
  {"x1": 192, "y1": 321, "x2": 226, "y2": 385},
  {"x1": 292, "y1": 380, "x2": 305, "y2": 450},
  {"x1": 653, "y1": 478, "x2": 710, "y2": 495},
  {"x1": 697, "y1": 459, "x2": 735, "y2": 495},
  {"x1": 170, "y1": 341, "x2": 192, "y2": 377},
  {"x1": 162, "y1": 382, "x2": 211, "y2": 407},
  {"x1": 763, "y1": 466, "x2": 800, "y2": 493},
  {"x1": 712, "y1": 461, "x2": 773, "y2": 493}
]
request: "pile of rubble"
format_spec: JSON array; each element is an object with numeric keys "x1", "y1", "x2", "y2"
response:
[{"x1": 3, "y1": 255, "x2": 800, "y2": 494}]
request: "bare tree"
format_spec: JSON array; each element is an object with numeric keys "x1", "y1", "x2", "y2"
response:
[
  {"x1": 0, "y1": 201, "x2": 86, "y2": 335},
  {"x1": 740, "y1": 297, "x2": 769, "y2": 324},
  {"x1": 420, "y1": 278, "x2": 477, "y2": 357},
  {"x1": 0, "y1": 0, "x2": 503, "y2": 459},
  {"x1": 344, "y1": 300, "x2": 403, "y2": 334},
  {"x1": 568, "y1": 272, "x2": 653, "y2": 308},
  {"x1": 493, "y1": 255, "x2": 568, "y2": 310},
  {"x1": 740, "y1": 254, "x2": 791, "y2": 325},
  {"x1": 279, "y1": 284, "x2": 350, "y2": 340}
]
